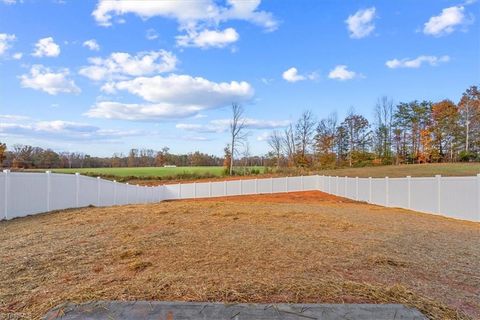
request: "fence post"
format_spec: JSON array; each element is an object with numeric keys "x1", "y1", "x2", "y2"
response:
[
  {"x1": 336, "y1": 176, "x2": 339, "y2": 195},
  {"x1": 477, "y1": 174, "x2": 480, "y2": 222},
  {"x1": 328, "y1": 176, "x2": 331, "y2": 193},
  {"x1": 126, "y1": 183, "x2": 129, "y2": 203},
  {"x1": 178, "y1": 183, "x2": 181, "y2": 199},
  {"x1": 224, "y1": 180, "x2": 227, "y2": 196},
  {"x1": 46, "y1": 171, "x2": 51, "y2": 211},
  {"x1": 436, "y1": 175, "x2": 441, "y2": 214},
  {"x1": 75, "y1": 173, "x2": 80, "y2": 207},
  {"x1": 97, "y1": 177, "x2": 101, "y2": 206},
  {"x1": 3, "y1": 169, "x2": 9, "y2": 219},
  {"x1": 113, "y1": 180, "x2": 117, "y2": 205},
  {"x1": 136, "y1": 184, "x2": 140, "y2": 203},
  {"x1": 368, "y1": 177, "x2": 372, "y2": 203},
  {"x1": 301, "y1": 175, "x2": 304, "y2": 191},
  {"x1": 407, "y1": 176, "x2": 411, "y2": 209},
  {"x1": 285, "y1": 176, "x2": 289, "y2": 193},
  {"x1": 344, "y1": 176, "x2": 347, "y2": 196},
  {"x1": 209, "y1": 181, "x2": 212, "y2": 197},
  {"x1": 270, "y1": 177, "x2": 273, "y2": 193},
  {"x1": 385, "y1": 176, "x2": 389, "y2": 206},
  {"x1": 193, "y1": 182, "x2": 197, "y2": 199},
  {"x1": 240, "y1": 180, "x2": 243, "y2": 195},
  {"x1": 255, "y1": 178, "x2": 258, "y2": 194},
  {"x1": 355, "y1": 177, "x2": 359, "y2": 201}
]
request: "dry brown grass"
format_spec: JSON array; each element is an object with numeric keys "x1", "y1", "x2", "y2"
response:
[{"x1": 0, "y1": 191, "x2": 479, "y2": 320}]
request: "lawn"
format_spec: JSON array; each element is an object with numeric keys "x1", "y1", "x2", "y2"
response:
[
  {"x1": 43, "y1": 166, "x2": 264, "y2": 178},
  {"x1": 1, "y1": 191, "x2": 478, "y2": 320},
  {"x1": 318, "y1": 163, "x2": 480, "y2": 178}
]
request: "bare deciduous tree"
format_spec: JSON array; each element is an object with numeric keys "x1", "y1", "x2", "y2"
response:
[
  {"x1": 282, "y1": 124, "x2": 296, "y2": 166},
  {"x1": 229, "y1": 103, "x2": 248, "y2": 175},
  {"x1": 295, "y1": 110, "x2": 316, "y2": 166},
  {"x1": 268, "y1": 130, "x2": 283, "y2": 168}
]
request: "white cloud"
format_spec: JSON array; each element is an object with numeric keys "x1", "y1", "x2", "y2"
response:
[
  {"x1": 386, "y1": 55, "x2": 450, "y2": 69},
  {"x1": 345, "y1": 7, "x2": 376, "y2": 39},
  {"x1": 282, "y1": 67, "x2": 317, "y2": 83},
  {"x1": 1, "y1": 0, "x2": 19, "y2": 4},
  {"x1": 12, "y1": 52, "x2": 22, "y2": 59},
  {"x1": 176, "y1": 118, "x2": 290, "y2": 133},
  {"x1": 79, "y1": 50, "x2": 177, "y2": 81},
  {"x1": 85, "y1": 101, "x2": 202, "y2": 120},
  {"x1": 176, "y1": 28, "x2": 239, "y2": 48},
  {"x1": 282, "y1": 67, "x2": 305, "y2": 82},
  {"x1": 328, "y1": 65, "x2": 359, "y2": 81},
  {"x1": 0, "y1": 33, "x2": 15, "y2": 55},
  {"x1": 92, "y1": 0, "x2": 278, "y2": 31},
  {"x1": 423, "y1": 6, "x2": 470, "y2": 36},
  {"x1": 32, "y1": 37, "x2": 60, "y2": 57},
  {"x1": 19, "y1": 65, "x2": 80, "y2": 95},
  {"x1": 146, "y1": 28, "x2": 159, "y2": 40},
  {"x1": 102, "y1": 74, "x2": 253, "y2": 104},
  {"x1": 87, "y1": 74, "x2": 254, "y2": 120},
  {"x1": 0, "y1": 119, "x2": 140, "y2": 141},
  {"x1": 83, "y1": 39, "x2": 100, "y2": 51}
]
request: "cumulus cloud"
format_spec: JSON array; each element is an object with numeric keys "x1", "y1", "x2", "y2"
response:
[
  {"x1": 328, "y1": 65, "x2": 359, "y2": 81},
  {"x1": 386, "y1": 55, "x2": 450, "y2": 69},
  {"x1": 176, "y1": 28, "x2": 239, "y2": 48},
  {"x1": 176, "y1": 118, "x2": 290, "y2": 133},
  {"x1": 282, "y1": 67, "x2": 317, "y2": 83},
  {"x1": 0, "y1": 119, "x2": 141, "y2": 141},
  {"x1": 83, "y1": 39, "x2": 100, "y2": 51},
  {"x1": 79, "y1": 50, "x2": 177, "y2": 81},
  {"x1": 345, "y1": 7, "x2": 376, "y2": 39},
  {"x1": 0, "y1": 33, "x2": 15, "y2": 55},
  {"x1": 19, "y1": 65, "x2": 80, "y2": 95},
  {"x1": 423, "y1": 6, "x2": 471, "y2": 36},
  {"x1": 92, "y1": 0, "x2": 278, "y2": 31},
  {"x1": 86, "y1": 74, "x2": 254, "y2": 120},
  {"x1": 32, "y1": 37, "x2": 60, "y2": 57},
  {"x1": 101, "y1": 74, "x2": 253, "y2": 104}
]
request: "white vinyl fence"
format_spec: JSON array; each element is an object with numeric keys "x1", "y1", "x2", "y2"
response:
[{"x1": 1, "y1": 170, "x2": 479, "y2": 222}]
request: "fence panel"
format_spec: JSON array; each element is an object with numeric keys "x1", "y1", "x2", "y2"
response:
[
  {"x1": 241, "y1": 179, "x2": 257, "y2": 195},
  {"x1": 226, "y1": 180, "x2": 242, "y2": 196},
  {"x1": 0, "y1": 173, "x2": 5, "y2": 218},
  {"x1": 50, "y1": 174, "x2": 76, "y2": 211},
  {"x1": 303, "y1": 175, "x2": 317, "y2": 191},
  {"x1": 272, "y1": 177, "x2": 287, "y2": 193},
  {"x1": 411, "y1": 178, "x2": 437, "y2": 214},
  {"x1": 388, "y1": 178, "x2": 409, "y2": 209},
  {"x1": 357, "y1": 178, "x2": 369, "y2": 202},
  {"x1": 440, "y1": 177, "x2": 477, "y2": 221},
  {"x1": 9, "y1": 173, "x2": 48, "y2": 218},
  {"x1": 370, "y1": 179, "x2": 387, "y2": 205},
  {"x1": 210, "y1": 181, "x2": 226, "y2": 197},
  {"x1": 257, "y1": 178, "x2": 272, "y2": 194},
  {"x1": 345, "y1": 178, "x2": 357, "y2": 199}
]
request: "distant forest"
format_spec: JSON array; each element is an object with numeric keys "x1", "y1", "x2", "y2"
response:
[{"x1": 0, "y1": 85, "x2": 478, "y2": 170}]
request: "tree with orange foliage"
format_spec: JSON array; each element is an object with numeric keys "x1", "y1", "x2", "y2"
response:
[{"x1": 431, "y1": 100, "x2": 460, "y2": 161}]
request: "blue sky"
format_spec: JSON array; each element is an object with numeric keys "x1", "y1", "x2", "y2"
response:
[{"x1": 0, "y1": 0, "x2": 478, "y2": 156}]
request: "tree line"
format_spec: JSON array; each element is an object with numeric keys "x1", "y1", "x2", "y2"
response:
[
  {"x1": 0, "y1": 145, "x2": 227, "y2": 169},
  {"x1": 265, "y1": 85, "x2": 480, "y2": 169}
]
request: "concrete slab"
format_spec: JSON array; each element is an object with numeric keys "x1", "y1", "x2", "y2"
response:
[{"x1": 44, "y1": 301, "x2": 427, "y2": 320}]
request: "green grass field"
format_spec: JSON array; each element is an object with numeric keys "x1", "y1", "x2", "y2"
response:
[
  {"x1": 34, "y1": 163, "x2": 479, "y2": 181},
  {"x1": 317, "y1": 163, "x2": 480, "y2": 178},
  {"x1": 45, "y1": 166, "x2": 263, "y2": 178}
]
